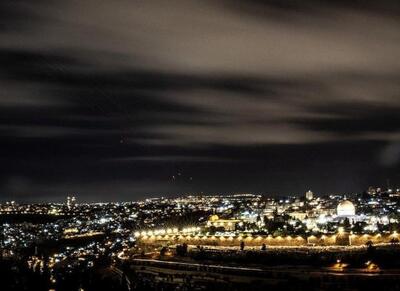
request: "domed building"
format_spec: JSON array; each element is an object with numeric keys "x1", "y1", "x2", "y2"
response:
[
  {"x1": 206, "y1": 214, "x2": 242, "y2": 231},
  {"x1": 209, "y1": 214, "x2": 220, "y2": 222},
  {"x1": 337, "y1": 200, "x2": 356, "y2": 216}
]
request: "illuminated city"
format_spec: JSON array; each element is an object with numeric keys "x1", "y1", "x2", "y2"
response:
[{"x1": 1, "y1": 187, "x2": 400, "y2": 290}]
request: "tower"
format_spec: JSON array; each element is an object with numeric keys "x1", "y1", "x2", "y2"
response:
[
  {"x1": 66, "y1": 195, "x2": 76, "y2": 209},
  {"x1": 305, "y1": 190, "x2": 313, "y2": 201}
]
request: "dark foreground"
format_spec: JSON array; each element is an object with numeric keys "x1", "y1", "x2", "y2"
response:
[{"x1": 3, "y1": 245, "x2": 400, "y2": 291}]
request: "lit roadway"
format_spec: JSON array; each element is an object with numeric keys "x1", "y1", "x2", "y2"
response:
[{"x1": 131, "y1": 258, "x2": 400, "y2": 278}]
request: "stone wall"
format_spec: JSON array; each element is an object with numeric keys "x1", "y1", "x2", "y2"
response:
[{"x1": 137, "y1": 232, "x2": 399, "y2": 247}]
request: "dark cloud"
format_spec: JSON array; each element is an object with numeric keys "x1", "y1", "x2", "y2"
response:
[{"x1": 0, "y1": 0, "x2": 399, "y2": 201}]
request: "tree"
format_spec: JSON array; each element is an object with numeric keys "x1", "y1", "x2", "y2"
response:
[
  {"x1": 256, "y1": 215, "x2": 261, "y2": 223},
  {"x1": 366, "y1": 240, "x2": 373, "y2": 248},
  {"x1": 352, "y1": 221, "x2": 367, "y2": 234},
  {"x1": 176, "y1": 243, "x2": 188, "y2": 256},
  {"x1": 389, "y1": 222, "x2": 399, "y2": 233},
  {"x1": 366, "y1": 240, "x2": 375, "y2": 258},
  {"x1": 160, "y1": 247, "x2": 167, "y2": 256},
  {"x1": 240, "y1": 241, "x2": 245, "y2": 251},
  {"x1": 208, "y1": 226, "x2": 216, "y2": 235},
  {"x1": 342, "y1": 218, "x2": 351, "y2": 230}
]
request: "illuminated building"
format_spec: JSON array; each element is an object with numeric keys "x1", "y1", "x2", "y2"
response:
[
  {"x1": 66, "y1": 196, "x2": 77, "y2": 209},
  {"x1": 206, "y1": 215, "x2": 242, "y2": 231},
  {"x1": 337, "y1": 200, "x2": 356, "y2": 216},
  {"x1": 305, "y1": 190, "x2": 314, "y2": 200}
]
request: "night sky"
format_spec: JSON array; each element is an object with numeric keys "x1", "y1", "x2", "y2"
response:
[{"x1": 1, "y1": 1, "x2": 400, "y2": 202}]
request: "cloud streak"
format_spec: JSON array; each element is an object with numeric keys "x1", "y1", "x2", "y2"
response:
[{"x1": 0, "y1": 0, "x2": 400, "y2": 200}]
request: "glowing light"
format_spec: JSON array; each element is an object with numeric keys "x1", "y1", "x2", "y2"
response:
[{"x1": 365, "y1": 261, "x2": 380, "y2": 272}]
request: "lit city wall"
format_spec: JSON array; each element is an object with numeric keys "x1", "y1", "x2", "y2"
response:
[{"x1": 136, "y1": 232, "x2": 399, "y2": 247}]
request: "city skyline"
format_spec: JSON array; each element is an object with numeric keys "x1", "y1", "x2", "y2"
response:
[{"x1": 1, "y1": 1, "x2": 400, "y2": 201}]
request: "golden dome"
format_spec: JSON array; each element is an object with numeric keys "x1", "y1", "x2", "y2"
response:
[
  {"x1": 209, "y1": 214, "x2": 219, "y2": 222},
  {"x1": 337, "y1": 200, "x2": 356, "y2": 216}
]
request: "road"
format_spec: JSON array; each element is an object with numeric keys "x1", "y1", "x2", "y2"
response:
[{"x1": 131, "y1": 258, "x2": 400, "y2": 277}]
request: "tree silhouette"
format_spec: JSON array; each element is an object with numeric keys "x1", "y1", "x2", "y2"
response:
[
  {"x1": 240, "y1": 241, "x2": 245, "y2": 251},
  {"x1": 176, "y1": 243, "x2": 188, "y2": 256}
]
